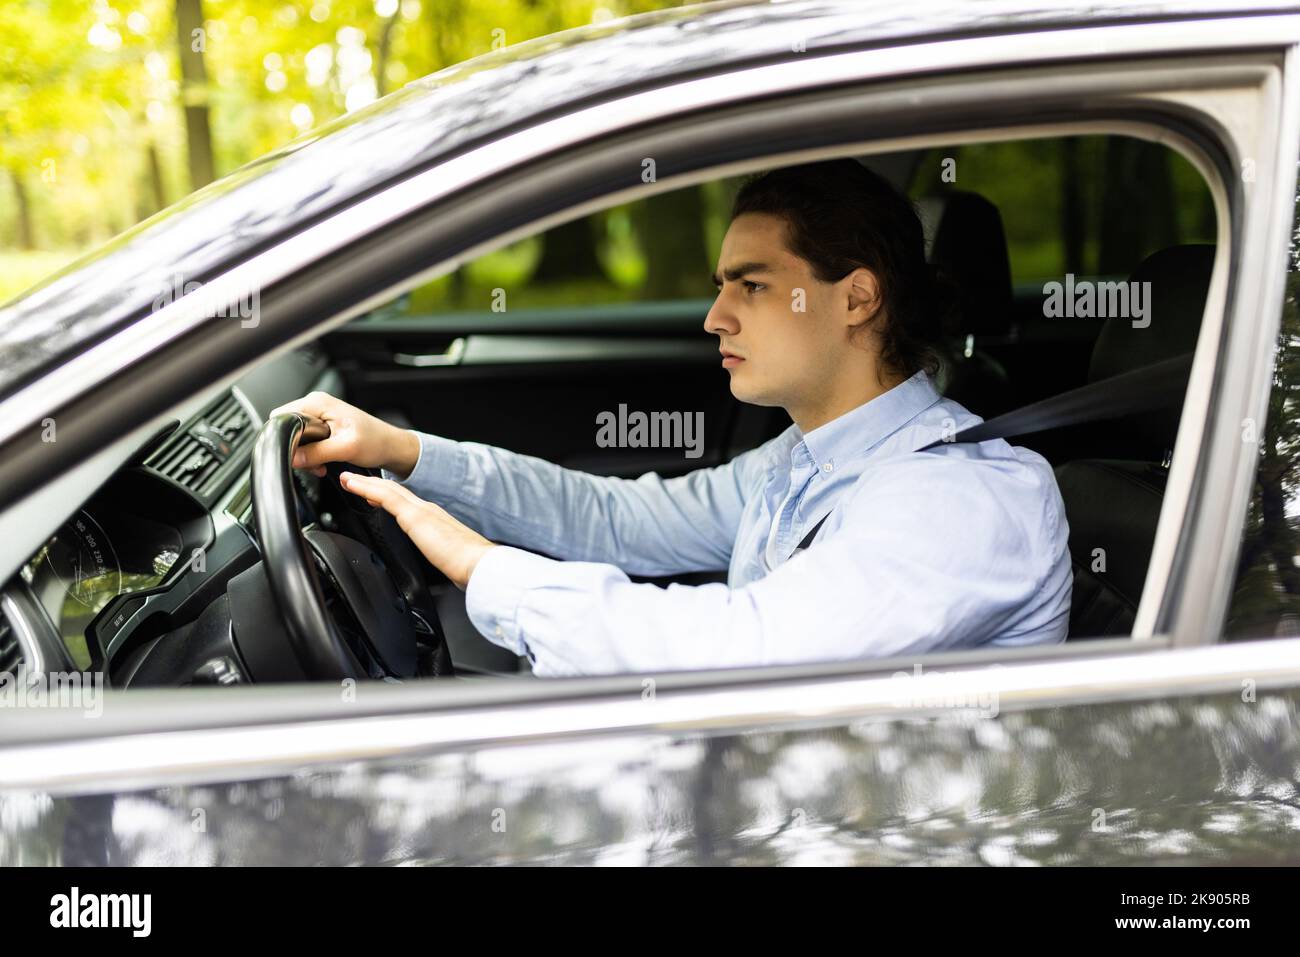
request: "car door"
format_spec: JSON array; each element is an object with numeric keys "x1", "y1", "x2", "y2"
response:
[{"x1": 4, "y1": 13, "x2": 1300, "y2": 867}]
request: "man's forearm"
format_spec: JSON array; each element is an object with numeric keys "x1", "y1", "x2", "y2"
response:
[{"x1": 390, "y1": 430, "x2": 740, "y2": 575}]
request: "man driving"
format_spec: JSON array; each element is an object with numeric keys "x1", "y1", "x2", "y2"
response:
[{"x1": 276, "y1": 159, "x2": 1072, "y2": 676}]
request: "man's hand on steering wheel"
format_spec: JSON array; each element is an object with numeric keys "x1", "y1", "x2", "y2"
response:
[
  {"x1": 271, "y1": 392, "x2": 496, "y2": 591},
  {"x1": 337, "y1": 472, "x2": 497, "y2": 590},
  {"x1": 271, "y1": 392, "x2": 422, "y2": 479}
]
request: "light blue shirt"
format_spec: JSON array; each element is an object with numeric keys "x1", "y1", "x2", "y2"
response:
[{"x1": 389, "y1": 371, "x2": 1072, "y2": 676}]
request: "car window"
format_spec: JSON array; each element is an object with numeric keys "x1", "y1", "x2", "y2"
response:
[
  {"x1": 907, "y1": 135, "x2": 1215, "y2": 288},
  {"x1": 364, "y1": 180, "x2": 742, "y2": 322},
  {"x1": 1224, "y1": 167, "x2": 1300, "y2": 640},
  {"x1": 351, "y1": 131, "x2": 1217, "y2": 646},
  {"x1": 368, "y1": 134, "x2": 1217, "y2": 328},
  {"x1": 0, "y1": 130, "x2": 1226, "y2": 692}
]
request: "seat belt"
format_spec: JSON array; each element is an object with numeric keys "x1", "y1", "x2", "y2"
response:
[{"x1": 794, "y1": 351, "x2": 1193, "y2": 552}]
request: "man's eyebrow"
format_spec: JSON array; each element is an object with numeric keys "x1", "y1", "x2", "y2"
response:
[{"x1": 710, "y1": 262, "x2": 772, "y2": 287}]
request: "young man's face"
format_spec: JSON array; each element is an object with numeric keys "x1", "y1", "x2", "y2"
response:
[{"x1": 705, "y1": 212, "x2": 876, "y2": 412}]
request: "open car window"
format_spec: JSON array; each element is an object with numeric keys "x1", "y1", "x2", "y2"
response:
[
  {"x1": 0, "y1": 125, "x2": 1230, "y2": 689},
  {"x1": 343, "y1": 130, "x2": 1218, "y2": 650}
]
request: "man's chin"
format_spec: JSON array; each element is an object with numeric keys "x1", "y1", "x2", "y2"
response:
[{"x1": 728, "y1": 373, "x2": 781, "y2": 408}]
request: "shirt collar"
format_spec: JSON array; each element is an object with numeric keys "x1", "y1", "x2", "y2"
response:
[{"x1": 797, "y1": 370, "x2": 942, "y2": 470}]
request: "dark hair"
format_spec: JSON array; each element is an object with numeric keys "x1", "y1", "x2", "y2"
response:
[{"x1": 731, "y1": 159, "x2": 951, "y2": 379}]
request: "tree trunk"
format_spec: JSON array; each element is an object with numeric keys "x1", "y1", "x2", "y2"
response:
[
  {"x1": 176, "y1": 0, "x2": 216, "y2": 190},
  {"x1": 1060, "y1": 138, "x2": 1084, "y2": 274},
  {"x1": 375, "y1": 14, "x2": 398, "y2": 96},
  {"x1": 531, "y1": 217, "x2": 605, "y2": 285},
  {"x1": 1098, "y1": 139, "x2": 1178, "y2": 276},
  {"x1": 9, "y1": 168, "x2": 35, "y2": 250},
  {"x1": 636, "y1": 186, "x2": 711, "y2": 300},
  {"x1": 429, "y1": 0, "x2": 462, "y2": 67},
  {"x1": 137, "y1": 141, "x2": 167, "y2": 221}
]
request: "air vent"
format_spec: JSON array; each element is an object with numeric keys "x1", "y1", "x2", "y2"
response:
[
  {"x1": 145, "y1": 392, "x2": 253, "y2": 495},
  {"x1": 0, "y1": 612, "x2": 21, "y2": 676},
  {"x1": 206, "y1": 393, "x2": 252, "y2": 442},
  {"x1": 148, "y1": 432, "x2": 219, "y2": 491}
]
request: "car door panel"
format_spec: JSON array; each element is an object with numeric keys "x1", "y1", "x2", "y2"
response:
[{"x1": 6, "y1": 675, "x2": 1300, "y2": 865}]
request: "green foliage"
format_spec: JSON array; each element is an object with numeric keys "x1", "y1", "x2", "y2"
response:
[
  {"x1": 0, "y1": 5, "x2": 1221, "y2": 311},
  {"x1": 0, "y1": 0, "x2": 686, "y2": 299},
  {"x1": 0, "y1": 250, "x2": 79, "y2": 302}
]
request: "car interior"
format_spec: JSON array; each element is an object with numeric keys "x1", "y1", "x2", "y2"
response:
[{"x1": 0, "y1": 131, "x2": 1220, "y2": 688}]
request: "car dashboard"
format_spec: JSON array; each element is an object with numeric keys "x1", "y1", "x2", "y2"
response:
[{"x1": 2, "y1": 346, "x2": 338, "y2": 687}]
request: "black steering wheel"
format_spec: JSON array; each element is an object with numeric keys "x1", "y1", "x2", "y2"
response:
[{"x1": 248, "y1": 412, "x2": 453, "y2": 680}]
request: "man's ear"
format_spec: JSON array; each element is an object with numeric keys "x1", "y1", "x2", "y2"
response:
[{"x1": 844, "y1": 267, "x2": 882, "y2": 328}]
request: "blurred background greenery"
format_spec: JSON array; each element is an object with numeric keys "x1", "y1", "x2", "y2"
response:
[
  {"x1": 0, "y1": 0, "x2": 1215, "y2": 313},
  {"x1": 0, "y1": 0, "x2": 689, "y2": 304}
]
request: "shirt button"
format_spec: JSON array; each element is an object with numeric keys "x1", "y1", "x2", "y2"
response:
[
  {"x1": 822, "y1": 461, "x2": 834, "y2": 473},
  {"x1": 494, "y1": 626, "x2": 504, "y2": 638}
]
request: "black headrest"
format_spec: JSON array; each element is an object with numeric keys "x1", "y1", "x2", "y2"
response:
[
  {"x1": 1087, "y1": 244, "x2": 1215, "y2": 458},
  {"x1": 923, "y1": 191, "x2": 1013, "y2": 338},
  {"x1": 1089, "y1": 244, "x2": 1214, "y2": 383}
]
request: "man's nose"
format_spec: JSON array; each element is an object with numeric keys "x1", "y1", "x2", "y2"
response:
[{"x1": 704, "y1": 292, "x2": 737, "y2": 336}]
